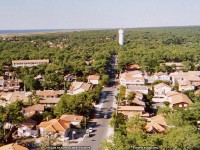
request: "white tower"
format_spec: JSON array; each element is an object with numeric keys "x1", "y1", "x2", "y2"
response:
[{"x1": 118, "y1": 29, "x2": 124, "y2": 45}]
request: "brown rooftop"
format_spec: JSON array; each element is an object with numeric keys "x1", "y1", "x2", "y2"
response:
[
  {"x1": 60, "y1": 114, "x2": 84, "y2": 122},
  {"x1": 87, "y1": 75, "x2": 100, "y2": 80},
  {"x1": 23, "y1": 104, "x2": 44, "y2": 111}
]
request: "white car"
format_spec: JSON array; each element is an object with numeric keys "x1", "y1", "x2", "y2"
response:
[{"x1": 89, "y1": 127, "x2": 93, "y2": 133}]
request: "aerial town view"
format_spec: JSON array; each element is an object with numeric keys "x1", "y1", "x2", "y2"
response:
[{"x1": 0, "y1": 0, "x2": 200, "y2": 150}]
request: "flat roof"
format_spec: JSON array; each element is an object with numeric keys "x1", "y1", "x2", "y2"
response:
[{"x1": 12, "y1": 59, "x2": 49, "y2": 63}]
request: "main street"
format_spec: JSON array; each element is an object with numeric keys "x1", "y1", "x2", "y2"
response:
[
  {"x1": 77, "y1": 55, "x2": 118, "y2": 150},
  {"x1": 77, "y1": 87, "x2": 117, "y2": 150}
]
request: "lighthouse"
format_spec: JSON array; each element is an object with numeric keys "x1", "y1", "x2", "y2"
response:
[{"x1": 118, "y1": 29, "x2": 124, "y2": 45}]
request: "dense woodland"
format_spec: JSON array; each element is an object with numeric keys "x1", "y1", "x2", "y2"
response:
[
  {"x1": 1, "y1": 27, "x2": 200, "y2": 90},
  {"x1": 1, "y1": 27, "x2": 200, "y2": 148}
]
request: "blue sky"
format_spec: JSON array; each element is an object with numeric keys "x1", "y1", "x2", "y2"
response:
[{"x1": 0, "y1": 0, "x2": 200, "y2": 30}]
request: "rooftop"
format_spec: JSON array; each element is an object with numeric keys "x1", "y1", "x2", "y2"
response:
[
  {"x1": 87, "y1": 75, "x2": 100, "y2": 80},
  {"x1": 118, "y1": 106, "x2": 144, "y2": 111},
  {"x1": 0, "y1": 143, "x2": 28, "y2": 150},
  {"x1": 23, "y1": 104, "x2": 44, "y2": 111},
  {"x1": 127, "y1": 85, "x2": 148, "y2": 91},
  {"x1": 12, "y1": 59, "x2": 49, "y2": 63}
]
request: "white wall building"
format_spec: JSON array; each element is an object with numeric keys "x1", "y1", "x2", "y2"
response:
[
  {"x1": 118, "y1": 29, "x2": 124, "y2": 45},
  {"x1": 12, "y1": 59, "x2": 49, "y2": 67}
]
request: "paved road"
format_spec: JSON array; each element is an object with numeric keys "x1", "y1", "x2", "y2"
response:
[
  {"x1": 77, "y1": 55, "x2": 118, "y2": 150},
  {"x1": 77, "y1": 87, "x2": 117, "y2": 150}
]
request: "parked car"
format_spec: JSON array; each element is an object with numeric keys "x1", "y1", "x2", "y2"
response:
[
  {"x1": 104, "y1": 114, "x2": 108, "y2": 119},
  {"x1": 89, "y1": 127, "x2": 93, "y2": 133}
]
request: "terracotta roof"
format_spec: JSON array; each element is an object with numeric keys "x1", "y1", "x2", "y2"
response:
[
  {"x1": 36, "y1": 90, "x2": 64, "y2": 97},
  {"x1": 121, "y1": 70, "x2": 143, "y2": 77},
  {"x1": 131, "y1": 98, "x2": 145, "y2": 106},
  {"x1": 23, "y1": 104, "x2": 44, "y2": 111},
  {"x1": 126, "y1": 64, "x2": 141, "y2": 70},
  {"x1": 179, "y1": 80, "x2": 192, "y2": 86},
  {"x1": 0, "y1": 143, "x2": 28, "y2": 150},
  {"x1": 60, "y1": 115, "x2": 84, "y2": 122},
  {"x1": 151, "y1": 115, "x2": 166, "y2": 126},
  {"x1": 154, "y1": 83, "x2": 172, "y2": 89},
  {"x1": 87, "y1": 75, "x2": 100, "y2": 80},
  {"x1": 12, "y1": 59, "x2": 49, "y2": 63},
  {"x1": 169, "y1": 93, "x2": 193, "y2": 105},
  {"x1": 0, "y1": 76, "x2": 4, "y2": 80},
  {"x1": 118, "y1": 106, "x2": 144, "y2": 111},
  {"x1": 39, "y1": 119, "x2": 70, "y2": 133},
  {"x1": 146, "y1": 122, "x2": 165, "y2": 133},
  {"x1": 70, "y1": 82, "x2": 92, "y2": 91},
  {"x1": 166, "y1": 91, "x2": 179, "y2": 97},
  {"x1": 39, "y1": 98, "x2": 60, "y2": 104},
  {"x1": 145, "y1": 115, "x2": 166, "y2": 133},
  {"x1": 127, "y1": 85, "x2": 148, "y2": 91}
]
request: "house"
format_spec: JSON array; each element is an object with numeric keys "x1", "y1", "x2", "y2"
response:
[
  {"x1": 39, "y1": 98, "x2": 60, "y2": 107},
  {"x1": 134, "y1": 92, "x2": 143, "y2": 100},
  {"x1": 179, "y1": 80, "x2": 195, "y2": 92},
  {"x1": 23, "y1": 104, "x2": 44, "y2": 117},
  {"x1": 60, "y1": 115, "x2": 84, "y2": 126},
  {"x1": 125, "y1": 91, "x2": 143, "y2": 101},
  {"x1": 154, "y1": 83, "x2": 172, "y2": 98},
  {"x1": 117, "y1": 106, "x2": 145, "y2": 118},
  {"x1": 126, "y1": 64, "x2": 141, "y2": 71},
  {"x1": 119, "y1": 71, "x2": 145, "y2": 86},
  {"x1": 145, "y1": 115, "x2": 167, "y2": 133},
  {"x1": 144, "y1": 75, "x2": 157, "y2": 84},
  {"x1": 0, "y1": 143, "x2": 28, "y2": 150},
  {"x1": 0, "y1": 76, "x2": 20, "y2": 92},
  {"x1": 126, "y1": 85, "x2": 148, "y2": 95},
  {"x1": 170, "y1": 71, "x2": 200, "y2": 86},
  {"x1": 18, "y1": 119, "x2": 38, "y2": 137},
  {"x1": 64, "y1": 74, "x2": 77, "y2": 82},
  {"x1": 122, "y1": 98, "x2": 145, "y2": 107},
  {"x1": 163, "y1": 62, "x2": 185, "y2": 70},
  {"x1": 0, "y1": 76, "x2": 4, "y2": 90},
  {"x1": 87, "y1": 75, "x2": 100, "y2": 85},
  {"x1": 12, "y1": 59, "x2": 49, "y2": 67},
  {"x1": 38, "y1": 118, "x2": 71, "y2": 142},
  {"x1": 67, "y1": 82, "x2": 92, "y2": 95},
  {"x1": 153, "y1": 72, "x2": 170, "y2": 81},
  {"x1": 36, "y1": 90, "x2": 64, "y2": 99},
  {"x1": 166, "y1": 91, "x2": 193, "y2": 109}
]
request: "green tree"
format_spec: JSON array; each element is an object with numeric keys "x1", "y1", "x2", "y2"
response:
[{"x1": 101, "y1": 74, "x2": 110, "y2": 86}]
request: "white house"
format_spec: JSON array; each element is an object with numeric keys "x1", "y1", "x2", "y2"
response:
[
  {"x1": 87, "y1": 75, "x2": 100, "y2": 85},
  {"x1": 67, "y1": 82, "x2": 92, "y2": 95},
  {"x1": 154, "y1": 72, "x2": 171, "y2": 81},
  {"x1": 120, "y1": 71, "x2": 145, "y2": 86},
  {"x1": 18, "y1": 120, "x2": 38, "y2": 137},
  {"x1": 152, "y1": 83, "x2": 172, "y2": 103},
  {"x1": 179, "y1": 80, "x2": 195, "y2": 92},
  {"x1": 154, "y1": 83, "x2": 172, "y2": 98},
  {"x1": 126, "y1": 85, "x2": 148, "y2": 95}
]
